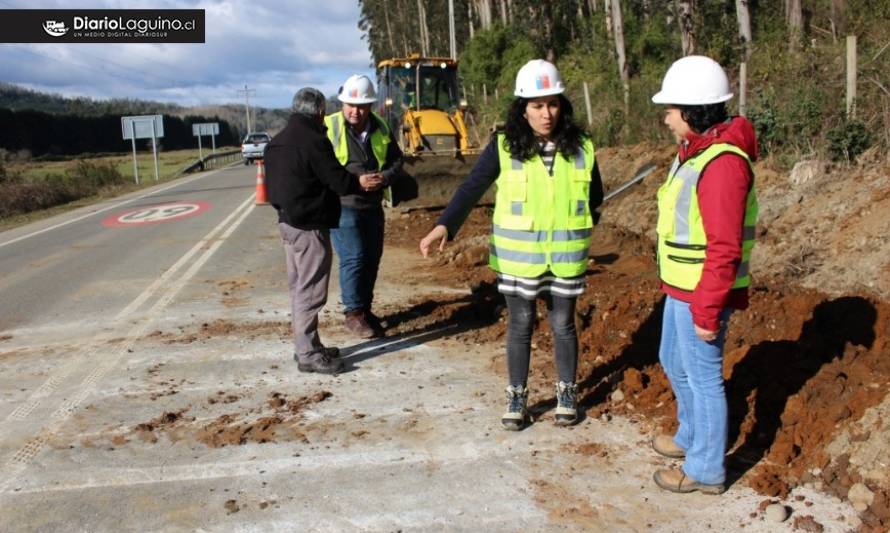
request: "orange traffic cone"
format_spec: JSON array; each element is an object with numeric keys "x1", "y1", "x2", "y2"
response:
[{"x1": 255, "y1": 160, "x2": 268, "y2": 205}]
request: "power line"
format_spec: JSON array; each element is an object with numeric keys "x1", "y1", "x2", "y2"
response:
[{"x1": 236, "y1": 85, "x2": 256, "y2": 133}]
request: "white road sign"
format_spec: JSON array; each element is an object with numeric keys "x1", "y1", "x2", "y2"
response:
[
  {"x1": 192, "y1": 122, "x2": 219, "y2": 136},
  {"x1": 121, "y1": 115, "x2": 165, "y2": 140}
]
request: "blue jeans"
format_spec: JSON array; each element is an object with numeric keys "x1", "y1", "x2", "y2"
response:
[
  {"x1": 330, "y1": 206, "x2": 384, "y2": 313},
  {"x1": 659, "y1": 295, "x2": 732, "y2": 485}
]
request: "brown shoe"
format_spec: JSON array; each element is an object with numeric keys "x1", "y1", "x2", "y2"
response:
[
  {"x1": 296, "y1": 351, "x2": 343, "y2": 374},
  {"x1": 653, "y1": 468, "x2": 725, "y2": 495},
  {"x1": 345, "y1": 310, "x2": 377, "y2": 338},
  {"x1": 652, "y1": 435, "x2": 686, "y2": 458}
]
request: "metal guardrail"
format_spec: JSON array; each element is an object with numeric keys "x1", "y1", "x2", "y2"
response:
[{"x1": 176, "y1": 149, "x2": 242, "y2": 176}]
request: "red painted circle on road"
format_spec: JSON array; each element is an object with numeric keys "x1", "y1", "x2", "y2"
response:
[{"x1": 102, "y1": 201, "x2": 211, "y2": 228}]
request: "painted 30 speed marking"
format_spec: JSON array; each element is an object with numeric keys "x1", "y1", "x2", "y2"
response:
[{"x1": 102, "y1": 201, "x2": 211, "y2": 227}]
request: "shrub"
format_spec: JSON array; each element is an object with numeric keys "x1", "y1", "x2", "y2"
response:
[
  {"x1": 0, "y1": 179, "x2": 80, "y2": 218},
  {"x1": 0, "y1": 159, "x2": 128, "y2": 219},
  {"x1": 65, "y1": 160, "x2": 126, "y2": 189},
  {"x1": 827, "y1": 119, "x2": 872, "y2": 162},
  {"x1": 747, "y1": 102, "x2": 780, "y2": 156}
]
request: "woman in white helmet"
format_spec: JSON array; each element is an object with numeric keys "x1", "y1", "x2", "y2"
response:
[
  {"x1": 419, "y1": 59, "x2": 604, "y2": 430},
  {"x1": 649, "y1": 55, "x2": 759, "y2": 495}
]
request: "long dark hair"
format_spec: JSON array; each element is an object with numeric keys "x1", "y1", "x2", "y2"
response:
[{"x1": 501, "y1": 94, "x2": 589, "y2": 162}]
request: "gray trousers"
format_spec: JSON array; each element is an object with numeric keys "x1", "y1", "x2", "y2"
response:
[{"x1": 279, "y1": 223, "x2": 332, "y2": 360}]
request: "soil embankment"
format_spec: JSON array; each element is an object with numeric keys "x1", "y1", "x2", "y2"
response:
[{"x1": 392, "y1": 146, "x2": 890, "y2": 531}]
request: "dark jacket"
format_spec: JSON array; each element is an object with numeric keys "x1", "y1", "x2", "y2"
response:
[
  {"x1": 264, "y1": 112, "x2": 361, "y2": 230},
  {"x1": 335, "y1": 112, "x2": 404, "y2": 209}
]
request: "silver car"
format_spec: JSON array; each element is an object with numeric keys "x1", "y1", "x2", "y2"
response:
[{"x1": 241, "y1": 132, "x2": 271, "y2": 165}]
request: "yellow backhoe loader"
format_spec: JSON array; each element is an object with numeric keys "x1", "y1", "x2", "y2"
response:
[
  {"x1": 376, "y1": 54, "x2": 478, "y2": 157},
  {"x1": 376, "y1": 54, "x2": 485, "y2": 208}
]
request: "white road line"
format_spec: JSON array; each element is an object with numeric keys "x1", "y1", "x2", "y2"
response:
[
  {"x1": 50, "y1": 200, "x2": 256, "y2": 421},
  {"x1": 116, "y1": 193, "x2": 257, "y2": 318},
  {"x1": 146, "y1": 200, "x2": 255, "y2": 314},
  {"x1": 5, "y1": 195, "x2": 256, "y2": 423},
  {"x1": 0, "y1": 193, "x2": 257, "y2": 491},
  {"x1": 0, "y1": 166, "x2": 232, "y2": 250},
  {"x1": 8, "y1": 439, "x2": 514, "y2": 494}
]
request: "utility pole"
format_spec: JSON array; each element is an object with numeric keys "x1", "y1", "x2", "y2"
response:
[
  {"x1": 237, "y1": 85, "x2": 256, "y2": 134},
  {"x1": 448, "y1": 0, "x2": 457, "y2": 59}
]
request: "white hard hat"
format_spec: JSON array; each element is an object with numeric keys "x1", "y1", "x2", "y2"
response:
[
  {"x1": 514, "y1": 59, "x2": 565, "y2": 98},
  {"x1": 652, "y1": 55, "x2": 733, "y2": 105},
  {"x1": 338, "y1": 74, "x2": 377, "y2": 104}
]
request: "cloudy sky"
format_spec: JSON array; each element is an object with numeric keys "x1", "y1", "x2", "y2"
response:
[{"x1": 0, "y1": 0, "x2": 374, "y2": 109}]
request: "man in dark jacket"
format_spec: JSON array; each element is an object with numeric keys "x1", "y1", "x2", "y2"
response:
[{"x1": 265, "y1": 87, "x2": 383, "y2": 374}]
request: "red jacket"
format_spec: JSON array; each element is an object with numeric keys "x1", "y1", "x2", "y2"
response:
[{"x1": 661, "y1": 117, "x2": 758, "y2": 331}]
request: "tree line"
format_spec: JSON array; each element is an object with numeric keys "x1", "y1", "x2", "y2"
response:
[
  {"x1": 0, "y1": 108, "x2": 240, "y2": 158},
  {"x1": 358, "y1": 0, "x2": 888, "y2": 160},
  {"x1": 0, "y1": 83, "x2": 292, "y2": 156}
]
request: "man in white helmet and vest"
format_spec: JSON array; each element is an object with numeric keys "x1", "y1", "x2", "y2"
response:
[
  {"x1": 649, "y1": 56, "x2": 759, "y2": 495},
  {"x1": 325, "y1": 74, "x2": 404, "y2": 338},
  {"x1": 419, "y1": 60, "x2": 604, "y2": 430}
]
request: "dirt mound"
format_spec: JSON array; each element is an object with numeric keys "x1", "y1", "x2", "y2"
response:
[
  {"x1": 598, "y1": 145, "x2": 890, "y2": 300},
  {"x1": 398, "y1": 153, "x2": 490, "y2": 209},
  {"x1": 119, "y1": 391, "x2": 331, "y2": 448},
  {"x1": 389, "y1": 197, "x2": 890, "y2": 530},
  {"x1": 145, "y1": 319, "x2": 291, "y2": 345},
  {"x1": 134, "y1": 409, "x2": 192, "y2": 443},
  {"x1": 385, "y1": 141, "x2": 890, "y2": 529}
]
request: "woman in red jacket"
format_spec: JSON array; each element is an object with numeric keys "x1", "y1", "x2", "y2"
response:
[{"x1": 649, "y1": 56, "x2": 759, "y2": 494}]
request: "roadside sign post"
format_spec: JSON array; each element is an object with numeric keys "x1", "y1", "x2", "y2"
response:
[
  {"x1": 192, "y1": 122, "x2": 220, "y2": 162},
  {"x1": 122, "y1": 115, "x2": 164, "y2": 184},
  {"x1": 129, "y1": 121, "x2": 139, "y2": 184},
  {"x1": 150, "y1": 119, "x2": 159, "y2": 181}
]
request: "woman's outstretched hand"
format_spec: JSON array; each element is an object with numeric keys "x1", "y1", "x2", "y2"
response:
[{"x1": 419, "y1": 225, "x2": 448, "y2": 258}]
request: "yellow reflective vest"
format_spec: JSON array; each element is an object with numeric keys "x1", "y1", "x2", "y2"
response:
[
  {"x1": 324, "y1": 112, "x2": 393, "y2": 204},
  {"x1": 489, "y1": 134, "x2": 596, "y2": 278},
  {"x1": 656, "y1": 143, "x2": 758, "y2": 291}
]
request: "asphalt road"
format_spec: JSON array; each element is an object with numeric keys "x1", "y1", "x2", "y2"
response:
[
  {"x1": 0, "y1": 165, "x2": 861, "y2": 532},
  {"x1": 0, "y1": 163, "x2": 268, "y2": 336}
]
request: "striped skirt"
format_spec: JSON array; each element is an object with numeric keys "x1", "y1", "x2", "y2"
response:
[{"x1": 496, "y1": 272, "x2": 586, "y2": 301}]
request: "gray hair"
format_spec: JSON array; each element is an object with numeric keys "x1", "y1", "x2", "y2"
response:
[{"x1": 291, "y1": 87, "x2": 326, "y2": 116}]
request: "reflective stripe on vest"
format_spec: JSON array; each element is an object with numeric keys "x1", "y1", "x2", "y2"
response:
[
  {"x1": 325, "y1": 112, "x2": 392, "y2": 202},
  {"x1": 489, "y1": 134, "x2": 596, "y2": 278},
  {"x1": 325, "y1": 112, "x2": 390, "y2": 169},
  {"x1": 656, "y1": 143, "x2": 758, "y2": 291}
]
